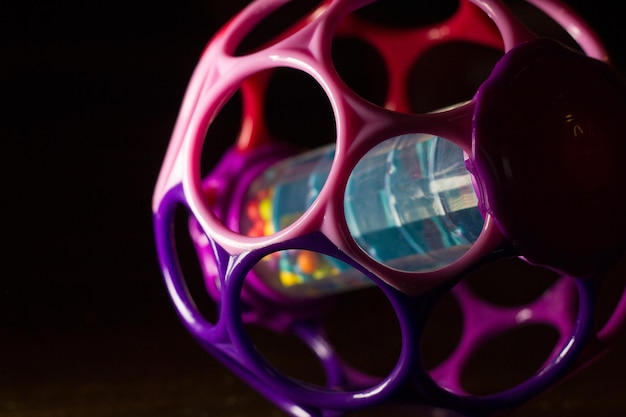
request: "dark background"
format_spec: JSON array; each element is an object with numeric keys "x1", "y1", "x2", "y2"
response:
[{"x1": 3, "y1": 1, "x2": 626, "y2": 416}]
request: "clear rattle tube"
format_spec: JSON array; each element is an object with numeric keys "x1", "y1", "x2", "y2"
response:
[{"x1": 240, "y1": 134, "x2": 484, "y2": 298}]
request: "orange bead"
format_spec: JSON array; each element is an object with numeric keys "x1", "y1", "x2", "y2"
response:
[{"x1": 297, "y1": 251, "x2": 318, "y2": 275}]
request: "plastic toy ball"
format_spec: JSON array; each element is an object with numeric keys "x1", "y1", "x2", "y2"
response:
[{"x1": 153, "y1": 0, "x2": 626, "y2": 415}]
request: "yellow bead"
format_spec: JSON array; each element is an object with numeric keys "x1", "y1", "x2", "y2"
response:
[
  {"x1": 279, "y1": 270, "x2": 301, "y2": 287},
  {"x1": 259, "y1": 198, "x2": 272, "y2": 220}
]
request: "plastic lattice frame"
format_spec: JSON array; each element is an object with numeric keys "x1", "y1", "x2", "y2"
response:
[{"x1": 153, "y1": 0, "x2": 626, "y2": 415}]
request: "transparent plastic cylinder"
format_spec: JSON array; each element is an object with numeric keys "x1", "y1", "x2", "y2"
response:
[{"x1": 241, "y1": 134, "x2": 484, "y2": 298}]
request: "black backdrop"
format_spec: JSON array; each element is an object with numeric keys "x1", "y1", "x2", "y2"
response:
[
  {"x1": 3, "y1": 1, "x2": 251, "y2": 330},
  {"x1": 3, "y1": 1, "x2": 626, "y2": 416}
]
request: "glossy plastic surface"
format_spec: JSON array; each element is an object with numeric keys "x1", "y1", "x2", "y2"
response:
[{"x1": 153, "y1": 0, "x2": 626, "y2": 416}]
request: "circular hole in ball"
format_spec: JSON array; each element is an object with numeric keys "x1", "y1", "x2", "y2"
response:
[
  {"x1": 345, "y1": 134, "x2": 484, "y2": 273},
  {"x1": 239, "y1": 250, "x2": 395, "y2": 390},
  {"x1": 200, "y1": 68, "x2": 336, "y2": 236}
]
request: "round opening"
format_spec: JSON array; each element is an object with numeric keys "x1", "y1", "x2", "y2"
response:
[
  {"x1": 238, "y1": 252, "x2": 399, "y2": 390},
  {"x1": 345, "y1": 134, "x2": 483, "y2": 272},
  {"x1": 200, "y1": 68, "x2": 336, "y2": 236}
]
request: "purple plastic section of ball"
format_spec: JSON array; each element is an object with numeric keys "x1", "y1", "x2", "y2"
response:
[{"x1": 154, "y1": 178, "x2": 596, "y2": 415}]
